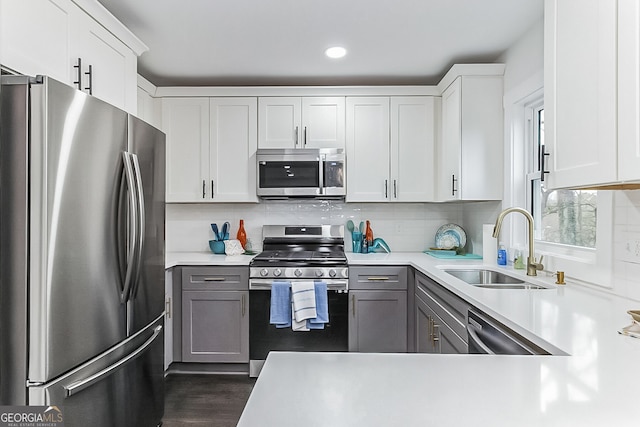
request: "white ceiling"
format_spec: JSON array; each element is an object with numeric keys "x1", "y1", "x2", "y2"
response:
[{"x1": 97, "y1": 0, "x2": 543, "y2": 87}]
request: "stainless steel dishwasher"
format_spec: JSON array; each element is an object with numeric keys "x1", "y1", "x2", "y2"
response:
[{"x1": 467, "y1": 310, "x2": 550, "y2": 355}]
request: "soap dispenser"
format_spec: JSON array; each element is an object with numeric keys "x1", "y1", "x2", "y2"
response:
[{"x1": 497, "y1": 243, "x2": 507, "y2": 266}]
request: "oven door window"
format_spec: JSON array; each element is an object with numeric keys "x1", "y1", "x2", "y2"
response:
[
  {"x1": 259, "y1": 161, "x2": 320, "y2": 188},
  {"x1": 323, "y1": 160, "x2": 344, "y2": 189}
]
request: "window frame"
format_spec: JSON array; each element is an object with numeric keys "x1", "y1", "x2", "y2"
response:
[{"x1": 509, "y1": 87, "x2": 613, "y2": 288}]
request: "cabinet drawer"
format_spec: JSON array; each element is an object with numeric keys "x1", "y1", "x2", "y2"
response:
[
  {"x1": 181, "y1": 266, "x2": 248, "y2": 291},
  {"x1": 415, "y1": 272, "x2": 468, "y2": 341},
  {"x1": 349, "y1": 266, "x2": 407, "y2": 290}
]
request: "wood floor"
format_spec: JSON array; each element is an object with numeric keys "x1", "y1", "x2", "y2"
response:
[{"x1": 162, "y1": 374, "x2": 256, "y2": 427}]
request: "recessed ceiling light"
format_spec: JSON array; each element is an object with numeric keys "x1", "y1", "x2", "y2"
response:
[{"x1": 325, "y1": 46, "x2": 347, "y2": 59}]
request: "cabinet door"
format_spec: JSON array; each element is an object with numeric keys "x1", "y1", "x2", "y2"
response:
[
  {"x1": 258, "y1": 97, "x2": 302, "y2": 148},
  {"x1": 182, "y1": 291, "x2": 249, "y2": 363},
  {"x1": 544, "y1": 0, "x2": 617, "y2": 189},
  {"x1": 391, "y1": 97, "x2": 436, "y2": 202},
  {"x1": 618, "y1": 0, "x2": 640, "y2": 181},
  {"x1": 70, "y1": 7, "x2": 137, "y2": 113},
  {"x1": 162, "y1": 98, "x2": 210, "y2": 202},
  {"x1": 348, "y1": 290, "x2": 407, "y2": 352},
  {"x1": 438, "y1": 78, "x2": 462, "y2": 201},
  {"x1": 301, "y1": 97, "x2": 346, "y2": 149},
  {"x1": 209, "y1": 97, "x2": 258, "y2": 202},
  {"x1": 415, "y1": 296, "x2": 437, "y2": 354},
  {"x1": 0, "y1": 0, "x2": 73, "y2": 84},
  {"x1": 346, "y1": 97, "x2": 390, "y2": 202}
]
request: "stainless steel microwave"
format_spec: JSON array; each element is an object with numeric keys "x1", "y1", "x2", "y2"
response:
[{"x1": 256, "y1": 148, "x2": 346, "y2": 199}]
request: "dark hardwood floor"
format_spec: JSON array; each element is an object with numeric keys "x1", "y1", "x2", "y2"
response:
[{"x1": 163, "y1": 374, "x2": 256, "y2": 427}]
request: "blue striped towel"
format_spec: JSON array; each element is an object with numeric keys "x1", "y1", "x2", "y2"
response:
[
  {"x1": 269, "y1": 282, "x2": 291, "y2": 328},
  {"x1": 307, "y1": 282, "x2": 329, "y2": 330},
  {"x1": 291, "y1": 281, "x2": 317, "y2": 322}
]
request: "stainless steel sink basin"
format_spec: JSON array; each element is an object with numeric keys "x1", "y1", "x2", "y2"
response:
[
  {"x1": 442, "y1": 269, "x2": 553, "y2": 289},
  {"x1": 473, "y1": 283, "x2": 549, "y2": 290},
  {"x1": 443, "y1": 269, "x2": 525, "y2": 285}
]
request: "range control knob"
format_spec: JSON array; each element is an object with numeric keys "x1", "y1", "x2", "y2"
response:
[
  {"x1": 315, "y1": 269, "x2": 324, "y2": 277},
  {"x1": 328, "y1": 269, "x2": 337, "y2": 278},
  {"x1": 260, "y1": 269, "x2": 269, "y2": 277},
  {"x1": 274, "y1": 268, "x2": 282, "y2": 277},
  {"x1": 294, "y1": 269, "x2": 303, "y2": 277}
]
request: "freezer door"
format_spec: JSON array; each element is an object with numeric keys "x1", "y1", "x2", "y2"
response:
[
  {"x1": 28, "y1": 77, "x2": 129, "y2": 383},
  {"x1": 29, "y1": 316, "x2": 164, "y2": 427},
  {"x1": 127, "y1": 115, "x2": 166, "y2": 335}
]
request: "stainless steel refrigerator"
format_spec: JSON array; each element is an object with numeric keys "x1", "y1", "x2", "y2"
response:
[{"x1": 0, "y1": 75, "x2": 165, "y2": 426}]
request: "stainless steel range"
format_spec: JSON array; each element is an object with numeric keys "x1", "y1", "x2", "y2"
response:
[
  {"x1": 249, "y1": 225, "x2": 349, "y2": 287},
  {"x1": 248, "y1": 225, "x2": 349, "y2": 377}
]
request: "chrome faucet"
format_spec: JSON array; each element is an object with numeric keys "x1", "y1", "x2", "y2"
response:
[{"x1": 492, "y1": 207, "x2": 544, "y2": 276}]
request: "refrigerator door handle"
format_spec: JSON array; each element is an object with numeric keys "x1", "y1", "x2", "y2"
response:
[
  {"x1": 121, "y1": 152, "x2": 138, "y2": 303},
  {"x1": 63, "y1": 325, "x2": 162, "y2": 398},
  {"x1": 130, "y1": 153, "x2": 146, "y2": 299}
]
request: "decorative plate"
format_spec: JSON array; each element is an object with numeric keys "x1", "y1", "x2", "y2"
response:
[{"x1": 435, "y1": 223, "x2": 467, "y2": 249}]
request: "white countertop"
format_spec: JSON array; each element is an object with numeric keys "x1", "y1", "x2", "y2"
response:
[
  {"x1": 166, "y1": 251, "x2": 256, "y2": 268},
  {"x1": 233, "y1": 252, "x2": 640, "y2": 426}
]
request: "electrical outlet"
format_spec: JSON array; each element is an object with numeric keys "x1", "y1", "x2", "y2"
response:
[{"x1": 622, "y1": 237, "x2": 640, "y2": 264}]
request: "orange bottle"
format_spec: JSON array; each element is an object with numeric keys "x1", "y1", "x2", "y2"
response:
[
  {"x1": 365, "y1": 220, "x2": 373, "y2": 246},
  {"x1": 237, "y1": 219, "x2": 247, "y2": 249}
]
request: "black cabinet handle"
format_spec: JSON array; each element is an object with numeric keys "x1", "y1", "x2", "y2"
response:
[
  {"x1": 202, "y1": 180, "x2": 206, "y2": 198},
  {"x1": 73, "y1": 58, "x2": 82, "y2": 91},
  {"x1": 211, "y1": 180, "x2": 214, "y2": 198},
  {"x1": 84, "y1": 64, "x2": 93, "y2": 95},
  {"x1": 540, "y1": 145, "x2": 550, "y2": 182},
  {"x1": 451, "y1": 174, "x2": 458, "y2": 196}
]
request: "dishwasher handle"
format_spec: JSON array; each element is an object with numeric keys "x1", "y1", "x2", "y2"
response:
[{"x1": 467, "y1": 318, "x2": 495, "y2": 354}]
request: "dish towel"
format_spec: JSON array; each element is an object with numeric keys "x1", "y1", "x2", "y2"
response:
[
  {"x1": 269, "y1": 282, "x2": 292, "y2": 328},
  {"x1": 307, "y1": 282, "x2": 329, "y2": 330},
  {"x1": 291, "y1": 281, "x2": 317, "y2": 331}
]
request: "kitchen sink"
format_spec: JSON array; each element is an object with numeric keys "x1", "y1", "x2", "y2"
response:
[
  {"x1": 473, "y1": 283, "x2": 549, "y2": 290},
  {"x1": 443, "y1": 269, "x2": 524, "y2": 284},
  {"x1": 442, "y1": 269, "x2": 553, "y2": 289}
]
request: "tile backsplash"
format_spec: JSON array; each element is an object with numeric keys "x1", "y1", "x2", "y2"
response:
[
  {"x1": 612, "y1": 190, "x2": 640, "y2": 301},
  {"x1": 166, "y1": 201, "x2": 463, "y2": 253}
]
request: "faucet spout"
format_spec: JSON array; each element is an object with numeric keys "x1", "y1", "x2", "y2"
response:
[{"x1": 492, "y1": 207, "x2": 543, "y2": 276}]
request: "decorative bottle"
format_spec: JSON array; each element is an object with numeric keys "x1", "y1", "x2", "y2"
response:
[
  {"x1": 237, "y1": 219, "x2": 247, "y2": 249},
  {"x1": 365, "y1": 220, "x2": 374, "y2": 252}
]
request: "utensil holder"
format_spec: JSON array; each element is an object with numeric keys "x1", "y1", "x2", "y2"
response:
[{"x1": 352, "y1": 232, "x2": 363, "y2": 253}]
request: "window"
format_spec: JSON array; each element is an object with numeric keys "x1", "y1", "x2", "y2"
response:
[{"x1": 527, "y1": 106, "x2": 598, "y2": 249}]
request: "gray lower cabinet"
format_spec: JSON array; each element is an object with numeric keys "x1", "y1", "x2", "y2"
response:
[
  {"x1": 348, "y1": 266, "x2": 408, "y2": 352},
  {"x1": 414, "y1": 271, "x2": 468, "y2": 354},
  {"x1": 181, "y1": 266, "x2": 249, "y2": 363}
]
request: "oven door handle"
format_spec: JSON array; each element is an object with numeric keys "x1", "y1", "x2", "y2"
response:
[{"x1": 249, "y1": 279, "x2": 348, "y2": 291}]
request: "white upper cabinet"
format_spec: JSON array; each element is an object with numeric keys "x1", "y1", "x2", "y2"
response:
[
  {"x1": 436, "y1": 74, "x2": 503, "y2": 201},
  {"x1": 258, "y1": 97, "x2": 301, "y2": 148},
  {"x1": 209, "y1": 98, "x2": 258, "y2": 202},
  {"x1": 162, "y1": 98, "x2": 211, "y2": 203},
  {"x1": 544, "y1": 0, "x2": 617, "y2": 189},
  {"x1": 346, "y1": 96, "x2": 437, "y2": 202},
  {"x1": 390, "y1": 97, "x2": 436, "y2": 202},
  {"x1": 258, "y1": 97, "x2": 345, "y2": 149},
  {"x1": 70, "y1": 7, "x2": 137, "y2": 112},
  {"x1": 162, "y1": 97, "x2": 258, "y2": 203},
  {"x1": 1, "y1": 0, "x2": 73, "y2": 84},
  {"x1": 346, "y1": 97, "x2": 391, "y2": 202},
  {"x1": 618, "y1": 0, "x2": 640, "y2": 182},
  {"x1": 0, "y1": 0, "x2": 144, "y2": 113},
  {"x1": 301, "y1": 97, "x2": 346, "y2": 149}
]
